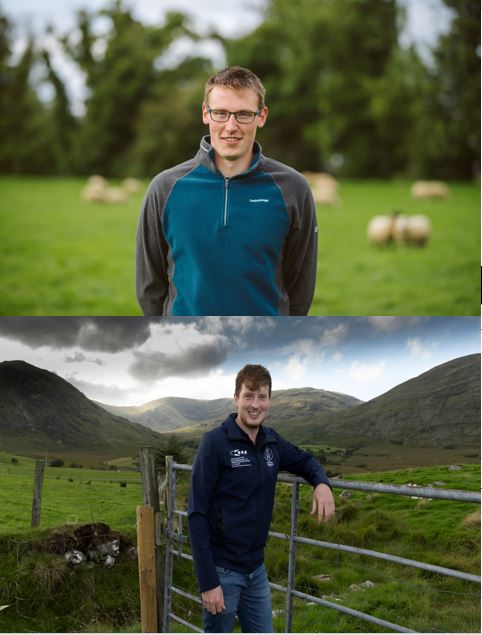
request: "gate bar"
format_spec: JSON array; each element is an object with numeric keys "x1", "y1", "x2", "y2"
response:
[
  {"x1": 271, "y1": 582, "x2": 417, "y2": 633},
  {"x1": 285, "y1": 481, "x2": 300, "y2": 632},
  {"x1": 162, "y1": 456, "x2": 176, "y2": 633},
  {"x1": 269, "y1": 532, "x2": 481, "y2": 584}
]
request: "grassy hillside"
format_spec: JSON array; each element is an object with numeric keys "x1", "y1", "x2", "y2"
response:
[
  {"x1": 0, "y1": 360, "x2": 163, "y2": 455},
  {"x1": 98, "y1": 387, "x2": 362, "y2": 433},
  {"x1": 0, "y1": 459, "x2": 478, "y2": 632},
  {"x1": 98, "y1": 396, "x2": 234, "y2": 432},
  {"x1": 0, "y1": 177, "x2": 478, "y2": 315},
  {"x1": 314, "y1": 353, "x2": 480, "y2": 447}
]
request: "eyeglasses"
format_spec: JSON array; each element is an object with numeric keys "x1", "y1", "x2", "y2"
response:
[{"x1": 206, "y1": 106, "x2": 260, "y2": 124}]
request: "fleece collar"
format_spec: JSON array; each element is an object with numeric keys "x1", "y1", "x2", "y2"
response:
[{"x1": 198, "y1": 135, "x2": 263, "y2": 176}]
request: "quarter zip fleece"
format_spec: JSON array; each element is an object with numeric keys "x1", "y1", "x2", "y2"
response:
[
  {"x1": 187, "y1": 414, "x2": 331, "y2": 593},
  {"x1": 136, "y1": 136, "x2": 318, "y2": 316}
]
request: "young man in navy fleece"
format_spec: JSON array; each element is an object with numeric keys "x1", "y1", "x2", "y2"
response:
[
  {"x1": 136, "y1": 66, "x2": 318, "y2": 316},
  {"x1": 187, "y1": 364, "x2": 335, "y2": 633}
]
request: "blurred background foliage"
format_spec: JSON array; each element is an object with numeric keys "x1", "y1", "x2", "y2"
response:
[{"x1": 0, "y1": 0, "x2": 479, "y2": 179}]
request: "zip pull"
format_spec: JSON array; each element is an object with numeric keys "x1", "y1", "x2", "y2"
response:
[{"x1": 223, "y1": 178, "x2": 229, "y2": 228}]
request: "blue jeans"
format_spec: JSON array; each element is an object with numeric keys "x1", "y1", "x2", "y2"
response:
[{"x1": 203, "y1": 563, "x2": 273, "y2": 633}]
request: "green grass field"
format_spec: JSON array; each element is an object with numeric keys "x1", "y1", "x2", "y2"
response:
[
  {"x1": 0, "y1": 453, "x2": 142, "y2": 534},
  {"x1": 313, "y1": 179, "x2": 480, "y2": 315},
  {"x1": 0, "y1": 176, "x2": 479, "y2": 315},
  {"x1": 0, "y1": 451, "x2": 479, "y2": 632}
]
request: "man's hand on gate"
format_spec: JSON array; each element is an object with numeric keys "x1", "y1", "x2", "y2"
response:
[
  {"x1": 202, "y1": 585, "x2": 225, "y2": 615},
  {"x1": 311, "y1": 483, "x2": 335, "y2": 523}
]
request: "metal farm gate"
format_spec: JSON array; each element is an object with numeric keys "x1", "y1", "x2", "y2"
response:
[{"x1": 137, "y1": 450, "x2": 480, "y2": 633}]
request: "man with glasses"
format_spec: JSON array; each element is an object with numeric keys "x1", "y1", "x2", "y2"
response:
[{"x1": 136, "y1": 66, "x2": 318, "y2": 316}]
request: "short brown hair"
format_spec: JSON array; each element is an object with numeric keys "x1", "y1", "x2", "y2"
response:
[
  {"x1": 235, "y1": 364, "x2": 272, "y2": 397},
  {"x1": 204, "y1": 66, "x2": 266, "y2": 109}
]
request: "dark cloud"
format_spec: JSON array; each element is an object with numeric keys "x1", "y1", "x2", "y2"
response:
[
  {"x1": 129, "y1": 340, "x2": 228, "y2": 381},
  {"x1": 0, "y1": 317, "x2": 157, "y2": 352},
  {"x1": 65, "y1": 351, "x2": 107, "y2": 366}
]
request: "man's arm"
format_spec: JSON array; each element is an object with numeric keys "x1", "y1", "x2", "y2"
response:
[
  {"x1": 187, "y1": 435, "x2": 222, "y2": 595},
  {"x1": 278, "y1": 434, "x2": 335, "y2": 522},
  {"x1": 283, "y1": 179, "x2": 318, "y2": 315},
  {"x1": 135, "y1": 178, "x2": 170, "y2": 315}
]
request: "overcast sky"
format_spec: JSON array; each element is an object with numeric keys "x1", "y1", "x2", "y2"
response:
[
  {"x1": 0, "y1": 317, "x2": 478, "y2": 407},
  {"x1": 2, "y1": 0, "x2": 453, "y2": 114}
]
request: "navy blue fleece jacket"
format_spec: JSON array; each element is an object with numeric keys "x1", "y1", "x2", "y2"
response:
[{"x1": 187, "y1": 414, "x2": 331, "y2": 593}]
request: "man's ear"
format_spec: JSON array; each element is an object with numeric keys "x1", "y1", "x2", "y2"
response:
[
  {"x1": 202, "y1": 102, "x2": 210, "y2": 125},
  {"x1": 257, "y1": 105, "x2": 269, "y2": 128}
]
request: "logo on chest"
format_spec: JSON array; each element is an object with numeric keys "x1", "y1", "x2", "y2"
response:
[
  {"x1": 264, "y1": 448, "x2": 274, "y2": 467},
  {"x1": 230, "y1": 449, "x2": 252, "y2": 468}
]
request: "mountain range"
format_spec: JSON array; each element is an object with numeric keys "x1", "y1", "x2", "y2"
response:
[
  {"x1": 97, "y1": 388, "x2": 362, "y2": 433},
  {"x1": 0, "y1": 355, "x2": 479, "y2": 461}
]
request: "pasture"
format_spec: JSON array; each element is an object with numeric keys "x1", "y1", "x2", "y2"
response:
[
  {"x1": 0, "y1": 176, "x2": 479, "y2": 315},
  {"x1": 0, "y1": 451, "x2": 479, "y2": 632},
  {"x1": 0, "y1": 453, "x2": 142, "y2": 534}
]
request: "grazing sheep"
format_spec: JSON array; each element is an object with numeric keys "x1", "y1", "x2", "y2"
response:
[
  {"x1": 366, "y1": 214, "x2": 397, "y2": 245},
  {"x1": 81, "y1": 175, "x2": 130, "y2": 204},
  {"x1": 410, "y1": 181, "x2": 450, "y2": 200},
  {"x1": 86, "y1": 175, "x2": 108, "y2": 188},
  {"x1": 304, "y1": 172, "x2": 338, "y2": 205},
  {"x1": 122, "y1": 177, "x2": 141, "y2": 195},
  {"x1": 81, "y1": 175, "x2": 108, "y2": 203},
  {"x1": 393, "y1": 214, "x2": 431, "y2": 246},
  {"x1": 82, "y1": 179, "x2": 107, "y2": 203},
  {"x1": 103, "y1": 186, "x2": 129, "y2": 204},
  {"x1": 367, "y1": 212, "x2": 431, "y2": 247}
]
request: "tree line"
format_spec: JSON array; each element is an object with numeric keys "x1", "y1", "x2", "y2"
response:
[{"x1": 0, "y1": 0, "x2": 479, "y2": 179}]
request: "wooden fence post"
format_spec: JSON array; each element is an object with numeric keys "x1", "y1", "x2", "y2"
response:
[
  {"x1": 137, "y1": 505, "x2": 158, "y2": 633},
  {"x1": 138, "y1": 447, "x2": 164, "y2": 632},
  {"x1": 31, "y1": 459, "x2": 45, "y2": 528}
]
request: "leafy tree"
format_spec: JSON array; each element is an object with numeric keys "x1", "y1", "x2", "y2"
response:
[
  {"x1": 156, "y1": 434, "x2": 188, "y2": 469},
  {"x1": 130, "y1": 57, "x2": 212, "y2": 176},
  {"x1": 411, "y1": 0, "x2": 480, "y2": 178},
  {"x1": 39, "y1": 47, "x2": 78, "y2": 173},
  {"x1": 0, "y1": 17, "x2": 55, "y2": 173},
  {"x1": 225, "y1": 0, "x2": 403, "y2": 175},
  {"x1": 62, "y1": 1, "x2": 203, "y2": 176},
  {"x1": 49, "y1": 458, "x2": 65, "y2": 467}
]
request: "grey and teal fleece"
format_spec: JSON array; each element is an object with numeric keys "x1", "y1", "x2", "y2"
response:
[{"x1": 135, "y1": 136, "x2": 318, "y2": 316}]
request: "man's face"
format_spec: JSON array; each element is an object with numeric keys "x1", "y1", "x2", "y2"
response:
[
  {"x1": 234, "y1": 382, "x2": 270, "y2": 431},
  {"x1": 202, "y1": 86, "x2": 268, "y2": 166}
]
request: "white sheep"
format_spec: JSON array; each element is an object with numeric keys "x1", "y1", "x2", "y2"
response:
[
  {"x1": 366, "y1": 214, "x2": 397, "y2": 245},
  {"x1": 367, "y1": 212, "x2": 431, "y2": 247},
  {"x1": 410, "y1": 181, "x2": 450, "y2": 200},
  {"x1": 81, "y1": 175, "x2": 108, "y2": 203},
  {"x1": 394, "y1": 214, "x2": 431, "y2": 246},
  {"x1": 304, "y1": 172, "x2": 338, "y2": 205},
  {"x1": 81, "y1": 175, "x2": 130, "y2": 204},
  {"x1": 103, "y1": 186, "x2": 128, "y2": 204},
  {"x1": 122, "y1": 177, "x2": 142, "y2": 195}
]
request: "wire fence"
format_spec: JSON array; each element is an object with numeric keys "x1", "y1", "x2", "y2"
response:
[
  {"x1": 0, "y1": 459, "x2": 143, "y2": 533},
  {"x1": 159, "y1": 461, "x2": 481, "y2": 634}
]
